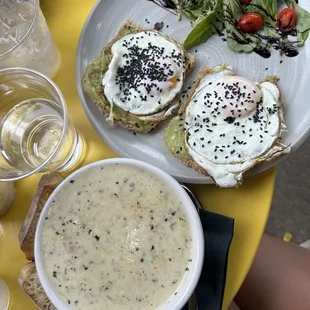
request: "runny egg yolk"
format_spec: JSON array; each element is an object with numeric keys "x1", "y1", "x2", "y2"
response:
[
  {"x1": 168, "y1": 76, "x2": 178, "y2": 90},
  {"x1": 217, "y1": 76, "x2": 261, "y2": 119}
]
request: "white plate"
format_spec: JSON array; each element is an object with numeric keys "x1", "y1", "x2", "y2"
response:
[{"x1": 76, "y1": 0, "x2": 310, "y2": 184}]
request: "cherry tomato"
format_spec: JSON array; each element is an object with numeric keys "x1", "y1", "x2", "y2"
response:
[
  {"x1": 240, "y1": 0, "x2": 251, "y2": 4},
  {"x1": 277, "y1": 8, "x2": 297, "y2": 32},
  {"x1": 238, "y1": 13, "x2": 264, "y2": 33}
]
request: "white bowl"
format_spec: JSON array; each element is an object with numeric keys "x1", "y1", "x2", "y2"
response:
[{"x1": 35, "y1": 158, "x2": 204, "y2": 310}]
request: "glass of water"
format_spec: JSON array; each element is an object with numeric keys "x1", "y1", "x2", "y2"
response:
[
  {"x1": 0, "y1": 67, "x2": 84, "y2": 181},
  {"x1": 0, "y1": 0, "x2": 60, "y2": 78}
]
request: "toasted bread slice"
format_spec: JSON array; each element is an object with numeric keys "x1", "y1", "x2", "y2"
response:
[
  {"x1": 19, "y1": 262, "x2": 56, "y2": 310},
  {"x1": 164, "y1": 65, "x2": 289, "y2": 187},
  {"x1": 0, "y1": 182, "x2": 15, "y2": 216},
  {"x1": 83, "y1": 20, "x2": 195, "y2": 133},
  {"x1": 19, "y1": 172, "x2": 64, "y2": 261}
]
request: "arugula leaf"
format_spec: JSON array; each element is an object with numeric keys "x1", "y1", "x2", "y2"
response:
[
  {"x1": 184, "y1": 11, "x2": 218, "y2": 49},
  {"x1": 181, "y1": 9, "x2": 205, "y2": 21},
  {"x1": 179, "y1": 0, "x2": 220, "y2": 12},
  {"x1": 179, "y1": 0, "x2": 222, "y2": 20}
]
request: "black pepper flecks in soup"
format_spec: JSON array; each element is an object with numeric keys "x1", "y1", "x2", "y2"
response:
[{"x1": 42, "y1": 164, "x2": 192, "y2": 309}]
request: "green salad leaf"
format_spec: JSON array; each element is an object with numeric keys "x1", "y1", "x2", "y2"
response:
[
  {"x1": 177, "y1": 0, "x2": 223, "y2": 21},
  {"x1": 178, "y1": 0, "x2": 222, "y2": 16},
  {"x1": 181, "y1": 0, "x2": 224, "y2": 49},
  {"x1": 184, "y1": 11, "x2": 218, "y2": 49},
  {"x1": 287, "y1": 0, "x2": 310, "y2": 46},
  {"x1": 223, "y1": 0, "x2": 258, "y2": 53},
  {"x1": 225, "y1": 0, "x2": 244, "y2": 20},
  {"x1": 244, "y1": 0, "x2": 277, "y2": 26},
  {"x1": 177, "y1": 0, "x2": 310, "y2": 54}
]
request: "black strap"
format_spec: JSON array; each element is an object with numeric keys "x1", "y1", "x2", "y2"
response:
[{"x1": 182, "y1": 210, "x2": 234, "y2": 310}]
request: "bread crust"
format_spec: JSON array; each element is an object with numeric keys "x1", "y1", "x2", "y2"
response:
[
  {"x1": 19, "y1": 172, "x2": 64, "y2": 261},
  {"x1": 19, "y1": 262, "x2": 56, "y2": 310}
]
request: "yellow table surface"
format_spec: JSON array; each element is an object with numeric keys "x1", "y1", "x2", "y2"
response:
[{"x1": 0, "y1": 0, "x2": 276, "y2": 309}]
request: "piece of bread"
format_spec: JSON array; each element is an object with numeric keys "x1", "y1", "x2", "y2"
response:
[
  {"x1": 19, "y1": 172, "x2": 64, "y2": 261},
  {"x1": 165, "y1": 66, "x2": 215, "y2": 177},
  {"x1": 164, "y1": 65, "x2": 289, "y2": 187},
  {"x1": 83, "y1": 20, "x2": 195, "y2": 133},
  {"x1": 0, "y1": 181, "x2": 15, "y2": 216},
  {"x1": 19, "y1": 262, "x2": 56, "y2": 310}
]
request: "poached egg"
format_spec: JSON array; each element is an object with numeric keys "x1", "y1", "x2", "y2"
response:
[
  {"x1": 184, "y1": 65, "x2": 288, "y2": 187},
  {"x1": 102, "y1": 31, "x2": 185, "y2": 116}
]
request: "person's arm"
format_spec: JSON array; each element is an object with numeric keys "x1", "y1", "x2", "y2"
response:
[{"x1": 235, "y1": 234, "x2": 310, "y2": 310}]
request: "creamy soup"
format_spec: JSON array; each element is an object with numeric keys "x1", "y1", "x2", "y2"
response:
[{"x1": 42, "y1": 164, "x2": 192, "y2": 310}]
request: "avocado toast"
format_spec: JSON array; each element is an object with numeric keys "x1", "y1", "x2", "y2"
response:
[
  {"x1": 165, "y1": 64, "x2": 289, "y2": 187},
  {"x1": 83, "y1": 20, "x2": 195, "y2": 133}
]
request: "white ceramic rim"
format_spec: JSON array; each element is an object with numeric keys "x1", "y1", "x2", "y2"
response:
[
  {"x1": 34, "y1": 158, "x2": 205, "y2": 310},
  {"x1": 0, "y1": 67, "x2": 69, "y2": 182},
  {"x1": 0, "y1": 0, "x2": 39, "y2": 58}
]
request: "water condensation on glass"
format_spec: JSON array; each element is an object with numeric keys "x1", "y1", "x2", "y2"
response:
[{"x1": 0, "y1": 0, "x2": 60, "y2": 77}]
